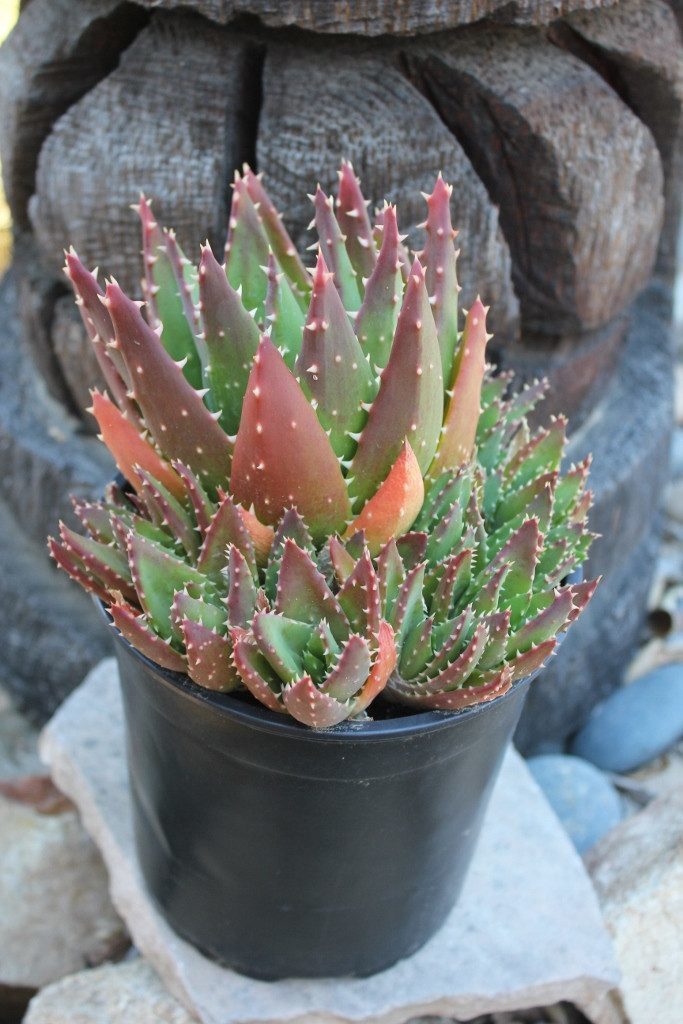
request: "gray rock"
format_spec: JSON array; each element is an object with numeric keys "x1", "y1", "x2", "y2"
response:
[
  {"x1": 24, "y1": 958, "x2": 194, "y2": 1024},
  {"x1": 39, "y1": 659, "x2": 619, "y2": 1024},
  {"x1": 0, "y1": 687, "x2": 41, "y2": 780},
  {"x1": 586, "y1": 790, "x2": 683, "y2": 1024},
  {"x1": 527, "y1": 755, "x2": 623, "y2": 854},
  {"x1": 670, "y1": 428, "x2": 683, "y2": 478},
  {"x1": 570, "y1": 664, "x2": 683, "y2": 773},
  {"x1": 0, "y1": 784, "x2": 127, "y2": 989}
]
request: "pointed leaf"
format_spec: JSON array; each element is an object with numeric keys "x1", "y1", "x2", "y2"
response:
[
  {"x1": 275, "y1": 539, "x2": 348, "y2": 639},
  {"x1": 400, "y1": 615, "x2": 435, "y2": 679},
  {"x1": 172, "y1": 461, "x2": 214, "y2": 537},
  {"x1": 197, "y1": 243, "x2": 260, "y2": 435},
  {"x1": 391, "y1": 664, "x2": 512, "y2": 710},
  {"x1": 136, "y1": 468, "x2": 199, "y2": 559},
  {"x1": 336, "y1": 161, "x2": 376, "y2": 281},
  {"x1": 171, "y1": 589, "x2": 226, "y2": 634},
  {"x1": 343, "y1": 441, "x2": 423, "y2": 556},
  {"x1": 328, "y1": 535, "x2": 357, "y2": 586},
  {"x1": 198, "y1": 493, "x2": 256, "y2": 581},
  {"x1": 504, "y1": 416, "x2": 567, "y2": 491},
  {"x1": 494, "y1": 472, "x2": 558, "y2": 529},
  {"x1": 313, "y1": 186, "x2": 362, "y2": 311},
  {"x1": 104, "y1": 282, "x2": 232, "y2": 492},
  {"x1": 338, "y1": 549, "x2": 381, "y2": 638},
  {"x1": 428, "y1": 296, "x2": 489, "y2": 480},
  {"x1": 127, "y1": 533, "x2": 208, "y2": 640},
  {"x1": 354, "y1": 203, "x2": 403, "y2": 371},
  {"x1": 71, "y1": 499, "x2": 118, "y2": 545},
  {"x1": 252, "y1": 612, "x2": 314, "y2": 683},
  {"x1": 59, "y1": 523, "x2": 135, "y2": 601},
  {"x1": 233, "y1": 635, "x2": 284, "y2": 712},
  {"x1": 424, "y1": 621, "x2": 488, "y2": 692},
  {"x1": 226, "y1": 546, "x2": 259, "y2": 628},
  {"x1": 348, "y1": 258, "x2": 443, "y2": 505},
  {"x1": 373, "y1": 204, "x2": 410, "y2": 282},
  {"x1": 508, "y1": 588, "x2": 573, "y2": 657},
  {"x1": 238, "y1": 505, "x2": 274, "y2": 567},
  {"x1": 486, "y1": 519, "x2": 541, "y2": 605},
  {"x1": 478, "y1": 609, "x2": 512, "y2": 670},
  {"x1": 90, "y1": 390, "x2": 185, "y2": 502},
  {"x1": 377, "y1": 539, "x2": 406, "y2": 618},
  {"x1": 182, "y1": 619, "x2": 239, "y2": 691},
  {"x1": 110, "y1": 602, "x2": 186, "y2": 671},
  {"x1": 64, "y1": 250, "x2": 139, "y2": 420},
  {"x1": 354, "y1": 619, "x2": 396, "y2": 712},
  {"x1": 264, "y1": 508, "x2": 314, "y2": 601},
  {"x1": 264, "y1": 253, "x2": 306, "y2": 369},
  {"x1": 428, "y1": 608, "x2": 474, "y2": 675},
  {"x1": 48, "y1": 537, "x2": 112, "y2": 604},
  {"x1": 322, "y1": 634, "x2": 372, "y2": 701},
  {"x1": 243, "y1": 167, "x2": 310, "y2": 301},
  {"x1": 282, "y1": 676, "x2": 351, "y2": 728},
  {"x1": 137, "y1": 196, "x2": 202, "y2": 388},
  {"x1": 390, "y1": 561, "x2": 426, "y2": 639},
  {"x1": 231, "y1": 337, "x2": 351, "y2": 542},
  {"x1": 429, "y1": 549, "x2": 472, "y2": 622},
  {"x1": 508, "y1": 638, "x2": 557, "y2": 682},
  {"x1": 296, "y1": 253, "x2": 374, "y2": 458},
  {"x1": 566, "y1": 578, "x2": 599, "y2": 624},
  {"x1": 224, "y1": 171, "x2": 271, "y2": 321},
  {"x1": 420, "y1": 174, "x2": 460, "y2": 386}
]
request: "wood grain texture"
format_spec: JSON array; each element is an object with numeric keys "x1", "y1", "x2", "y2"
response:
[
  {"x1": 29, "y1": 13, "x2": 260, "y2": 294},
  {"x1": 13, "y1": 233, "x2": 77, "y2": 414},
  {"x1": 257, "y1": 43, "x2": 519, "y2": 346},
  {"x1": 407, "y1": 27, "x2": 665, "y2": 335},
  {"x1": 557, "y1": 0, "x2": 683, "y2": 279},
  {"x1": 131, "y1": 0, "x2": 618, "y2": 34},
  {"x1": 0, "y1": 0, "x2": 147, "y2": 227}
]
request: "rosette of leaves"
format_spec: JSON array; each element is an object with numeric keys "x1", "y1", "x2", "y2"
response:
[{"x1": 49, "y1": 163, "x2": 597, "y2": 727}]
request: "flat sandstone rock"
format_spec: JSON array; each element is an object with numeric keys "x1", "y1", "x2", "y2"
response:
[{"x1": 40, "y1": 659, "x2": 620, "y2": 1024}]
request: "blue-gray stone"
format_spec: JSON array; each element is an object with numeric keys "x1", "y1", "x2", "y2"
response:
[
  {"x1": 527, "y1": 754, "x2": 623, "y2": 854},
  {"x1": 670, "y1": 429, "x2": 683, "y2": 478},
  {"x1": 569, "y1": 664, "x2": 683, "y2": 773}
]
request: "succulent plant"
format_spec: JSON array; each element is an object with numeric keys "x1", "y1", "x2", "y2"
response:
[{"x1": 49, "y1": 162, "x2": 597, "y2": 727}]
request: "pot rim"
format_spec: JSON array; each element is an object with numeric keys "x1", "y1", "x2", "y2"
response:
[{"x1": 99, "y1": 563, "x2": 581, "y2": 742}]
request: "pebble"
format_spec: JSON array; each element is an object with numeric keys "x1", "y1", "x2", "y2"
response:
[
  {"x1": 670, "y1": 428, "x2": 683, "y2": 478},
  {"x1": 585, "y1": 790, "x2": 683, "y2": 1024},
  {"x1": 570, "y1": 664, "x2": 683, "y2": 773},
  {"x1": 527, "y1": 754, "x2": 623, "y2": 855}
]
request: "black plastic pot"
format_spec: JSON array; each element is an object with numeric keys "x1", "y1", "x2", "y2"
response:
[{"x1": 112, "y1": 622, "x2": 552, "y2": 980}]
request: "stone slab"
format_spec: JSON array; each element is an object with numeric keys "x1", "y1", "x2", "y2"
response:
[{"x1": 40, "y1": 659, "x2": 620, "y2": 1024}]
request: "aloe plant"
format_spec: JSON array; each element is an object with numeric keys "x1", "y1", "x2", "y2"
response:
[{"x1": 49, "y1": 163, "x2": 597, "y2": 727}]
